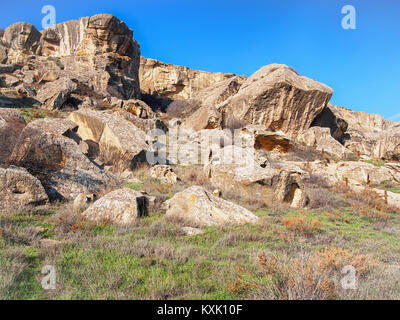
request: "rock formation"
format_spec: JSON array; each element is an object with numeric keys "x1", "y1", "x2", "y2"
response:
[
  {"x1": 139, "y1": 57, "x2": 238, "y2": 110},
  {"x1": 9, "y1": 118, "x2": 119, "y2": 200},
  {"x1": 68, "y1": 109, "x2": 149, "y2": 171},
  {"x1": 81, "y1": 188, "x2": 150, "y2": 224},
  {"x1": 163, "y1": 186, "x2": 259, "y2": 226},
  {"x1": 0, "y1": 14, "x2": 141, "y2": 110},
  {"x1": 0, "y1": 13, "x2": 399, "y2": 223},
  {"x1": 0, "y1": 165, "x2": 48, "y2": 211}
]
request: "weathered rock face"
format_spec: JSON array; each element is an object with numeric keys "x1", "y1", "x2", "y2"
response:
[
  {"x1": 150, "y1": 165, "x2": 178, "y2": 184},
  {"x1": 310, "y1": 104, "x2": 348, "y2": 142},
  {"x1": 334, "y1": 161, "x2": 400, "y2": 186},
  {"x1": 217, "y1": 64, "x2": 333, "y2": 138},
  {"x1": 204, "y1": 145, "x2": 309, "y2": 208},
  {"x1": 112, "y1": 109, "x2": 167, "y2": 133},
  {"x1": 1, "y1": 14, "x2": 141, "y2": 102},
  {"x1": 109, "y1": 98, "x2": 154, "y2": 119},
  {"x1": 0, "y1": 165, "x2": 48, "y2": 211},
  {"x1": 183, "y1": 76, "x2": 246, "y2": 131},
  {"x1": 139, "y1": 57, "x2": 236, "y2": 108},
  {"x1": 0, "y1": 44, "x2": 7, "y2": 64},
  {"x1": 36, "y1": 77, "x2": 78, "y2": 110},
  {"x1": 0, "y1": 108, "x2": 26, "y2": 163},
  {"x1": 322, "y1": 105, "x2": 400, "y2": 160},
  {"x1": 68, "y1": 109, "x2": 149, "y2": 171},
  {"x1": 2, "y1": 22, "x2": 42, "y2": 62},
  {"x1": 81, "y1": 188, "x2": 149, "y2": 224},
  {"x1": 9, "y1": 118, "x2": 119, "y2": 200},
  {"x1": 298, "y1": 127, "x2": 352, "y2": 159},
  {"x1": 163, "y1": 186, "x2": 259, "y2": 226},
  {"x1": 330, "y1": 105, "x2": 391, "y2": 132}
]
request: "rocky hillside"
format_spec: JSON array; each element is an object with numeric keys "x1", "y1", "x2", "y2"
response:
[{"x1": 1, "y1": 14, "x2": 400, "y2": 300}]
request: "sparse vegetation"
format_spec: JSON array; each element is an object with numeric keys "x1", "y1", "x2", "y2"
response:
[{"x1": 1, "y1": 173, "x2": 400, "y2": 300}]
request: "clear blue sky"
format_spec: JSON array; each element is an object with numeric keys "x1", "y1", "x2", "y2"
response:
[{"x1": 1, "y1": 0, "x2": 399, "y2": 119}]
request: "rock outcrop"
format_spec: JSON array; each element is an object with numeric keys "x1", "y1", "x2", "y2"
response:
[
  {"x1": 9, "y1": 118, "x2": 119, "y2": 200},
  {"x1": 1, "y1": 14, "x2": 141, "y2": 106},
  {"x1": 81, "y1": 188, "x2": 149, "y2": 224},
  {"x1": 324, "y1": 105, "x2": 400, "y2": 160},
  {"x1": 68, "y1": 109, "x2": 149, "y2": 171},
  {"x1": 215, "y1": 64, "x2": 333, "y2": 138},
  {"x1": 298, "y1": 127, "x2": 352, "y2": 159},
  {"x1": 334, "y1": 161, "x2": 400, "y2": 186},
  {"x1": 204, "y1": 146, "x2": 309, "y2": 208},
  {"x1": 163, "y1": 186, "x2": 259, "y2": 226},
  {"x1": 0, "y1": 165, "x2": 48, "y2": 211},
  {"x1": 183, "y1": 76, "x2": 246, "y2": 131},
  {"x1": 139, "y1": 57, "x2": 237, "y2": 109}
]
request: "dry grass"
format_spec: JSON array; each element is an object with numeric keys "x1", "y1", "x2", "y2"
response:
[
  {"x1": 230, "y1": 248, "x2": 370, "y2": 300},
  {"x1": 282, "y1": 212, "x2": 323, "y2": 237},
  {"x1": 334, "y1": 182, "x2": 400, "y2": 221}
]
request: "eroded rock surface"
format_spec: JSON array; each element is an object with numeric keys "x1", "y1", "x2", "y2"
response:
[
  {"x1": 82, "y1": 188, "x2": 149, "y2": 224},
  {"x1": 163, "y1": 186, "x2": 259, "y2": 226},
  {"x1": 0, "y1": 165, "x2": 48, "y2": 211},
  {"x1": 68, "y1": 109, "x2": 149, "y2": 171}
]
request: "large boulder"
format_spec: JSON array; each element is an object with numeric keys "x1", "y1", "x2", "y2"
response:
[
  {"x1": 81, "y1": 188, "x2": 149, "y2": 224},
  {"x1": 112, "y1": 109, "x2": 167, "y2": 134},
  {"x1": 109, "y1": 98, "x2": 155, "y2": 119},
  {"x1": 9, "y1": 118, "x2": 119, "y2": 200},
  {"x1": 218, "y1": 64, "x2": 333, "y2": 138},
  {"x1": 0, "y1": 108, "x2": 26, "y2": 163},
  {"x1": 68, "y1": 109, "x2": 149, "y2": 171},
  {"x1": 163, "y1": 186, "x2": 259, "y2": 226},
  {"x1": 2, "y1": 22, "x2": 41, "y2": 63},
  {"x1": 0, "y1": 165, "x2": 48, "y2": 211},
  {"x1": 36, "y1": 77, "x2": 78, "y2": 110}
]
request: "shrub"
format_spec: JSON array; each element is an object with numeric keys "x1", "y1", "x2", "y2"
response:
[
  {"x1": 229, "y1": 248, "x2": 370, "y2": 300},
  {"x1": 282, "y1": 212, "x2": 323, "y2": 237},
  {"x1": 333, "y1": 182, "x2": 400, "y2": 221}
]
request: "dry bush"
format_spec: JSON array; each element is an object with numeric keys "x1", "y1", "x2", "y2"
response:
[
  {"x1": 166, "y1": 99, "x2": 201, "y2": 118},
  {"x1": 50, "y1": 205, "x2": 110, "y2": 239},
  {"x1": 0, "y1": 248, "x2": 29, "y2": 299},
  {"x1": 148, "y1": 220, "x2": 185, "y2": 237},
  {"x1": 216, "y1": 232, "x2": 266, "y2": 247},
  {"x1": 282, "y1": 212, "x2": 323, "y2": 237},
  {"x1": 230, "y1": 248, "x2": 370, "y2": 300},
  {"x1": 333, "y1": 183, "x2": 399, "y2": 221},
  {"x1": 163, "y1": 214, "x2": 202, "y2": 229}
]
